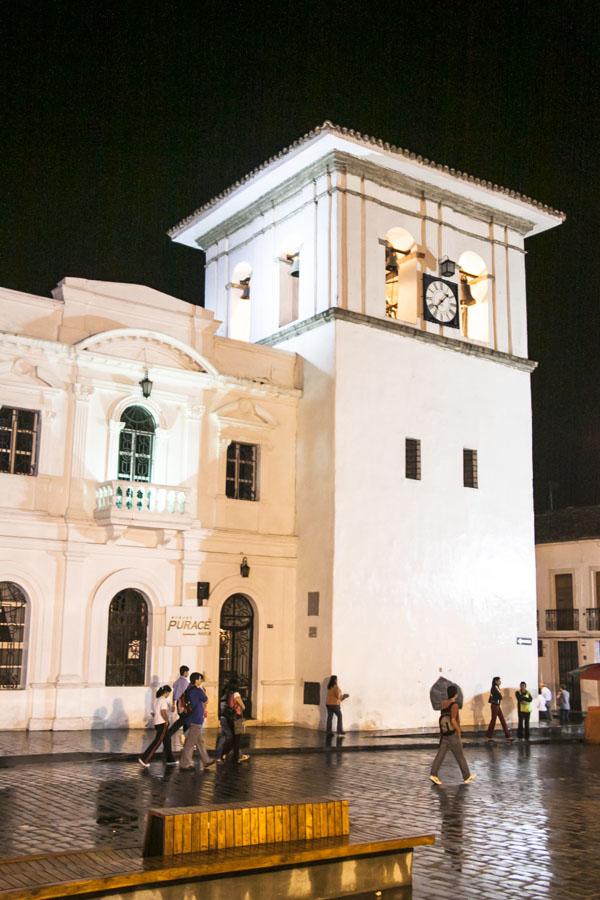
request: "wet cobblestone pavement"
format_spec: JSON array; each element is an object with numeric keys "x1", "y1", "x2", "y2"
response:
[{"x1": 0, "y1": 743, "x2": 598, "y2": 899}]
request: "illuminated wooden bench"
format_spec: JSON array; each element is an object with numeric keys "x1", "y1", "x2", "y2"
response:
[
  {"x1": 0, "y1": 800, "x2": 434, "y2": 898},
  {"x1": 140, "y1": 799, "x2": 434, "y2": 897}
]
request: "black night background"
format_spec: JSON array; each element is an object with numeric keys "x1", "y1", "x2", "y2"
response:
[{"x1": 1, "y1": 1, "x2": 598, "y2": 512}]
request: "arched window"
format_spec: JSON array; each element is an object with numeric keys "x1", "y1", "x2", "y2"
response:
[
  {"x1": 0, "y1": 582, "x2": 28, "y2": 689},
  {"x1": 458, "y1": 251, "x2": 489, "y2": 343},
  {"x1": 229, "y1": 262, "x2": 252, "y2": 342},
  {"x1": 105, "y1": 589, "x2": 148, "y2": 686},
  {"x1": 118, "y1": 406, "x2": 155, "y2": 483},
  {"x1": 384, "y1": 227, "x2": 418, "y2": 324}
]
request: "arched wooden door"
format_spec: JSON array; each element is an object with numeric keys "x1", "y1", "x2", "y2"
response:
[{"x1": 219, "y1": 594, "x2": 254, "y2": 717}]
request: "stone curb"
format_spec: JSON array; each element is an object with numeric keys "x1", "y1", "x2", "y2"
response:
[{"x1": 0, "y1": 734, "x2": 583, "y2": 769}]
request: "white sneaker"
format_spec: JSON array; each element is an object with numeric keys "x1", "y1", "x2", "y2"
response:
[
  {"x1": 464, "y1": 774, "x2": 477, "y2": 784},
  {"x1": 138, "y1": 758, "x2": 150, "y2": 768},
  {"x1": 238, "y1": 754, "x2": 250, "y2": 763},
  {"x1": 429, "y1": 774, "x2": 442, "y2": 785}
]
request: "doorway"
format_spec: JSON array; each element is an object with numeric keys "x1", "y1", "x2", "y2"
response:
[
  {"x1": 557, "y1": 640, "x2": 581, "y2": 711},
  {"x1": 219, "y1": 594, "x2": 254, "y2": 718}
]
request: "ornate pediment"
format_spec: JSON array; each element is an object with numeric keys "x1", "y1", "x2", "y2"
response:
[
  {"x1": 0, "y1": 357, "x2": 65, "y2": 389},
  {"x1": 212, "y1": 397, "x2": 277, "y2": 430},
  {"x1": 76, "y1": 329, "x2": 217, "y2": 374}
]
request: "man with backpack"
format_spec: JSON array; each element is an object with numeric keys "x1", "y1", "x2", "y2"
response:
[
  {"x1": 430, "y1": 685, "x2": 476, "y2": 786},
  {"x1": 179, "y1": 672, "x2": 213, "y2": 771}
]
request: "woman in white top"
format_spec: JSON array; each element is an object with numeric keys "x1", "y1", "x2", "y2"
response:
[{"x1": 139, "y1": 685, "x2": 176, "y2": 767}]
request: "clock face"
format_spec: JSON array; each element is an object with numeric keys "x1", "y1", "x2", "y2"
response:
[{"x1": 423, "y1": 275, "x2": 459, "y2": 327}]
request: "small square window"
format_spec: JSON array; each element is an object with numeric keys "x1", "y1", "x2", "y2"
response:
[
  {"x1": 303, "y1": 681, "x2": 321, "y2": 705},
  {"x1": 308, "y1": 592, "x2": 320, "y2": 616},
  {"x1": 405, "y1": 438, "x2": 421, "y2": 480},
  {"x1": 308, "y1": 626, "x2": 317, "y2": 638},
  {"x1": 463, "y1": 448, "x2": 478, "y2": 489}
]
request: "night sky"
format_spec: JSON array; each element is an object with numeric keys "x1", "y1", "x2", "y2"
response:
[{"x1": 1, "y1": 2, "x2": 598, "y2": 512}]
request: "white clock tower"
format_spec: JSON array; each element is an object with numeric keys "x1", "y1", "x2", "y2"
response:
[{"x1": 171, "y1": 122, "x2": 563, "y2": 729}]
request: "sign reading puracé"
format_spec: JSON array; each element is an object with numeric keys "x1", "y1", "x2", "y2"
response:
[{"x1": 165, "y1": 606, "x2": 211, "y2": 646}]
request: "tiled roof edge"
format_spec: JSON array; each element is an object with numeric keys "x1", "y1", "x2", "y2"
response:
[{"x1": 168, "y1": 120, "x2": 566, "y2": 237}]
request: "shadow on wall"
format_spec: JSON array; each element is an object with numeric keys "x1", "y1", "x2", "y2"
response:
[{"x1": 91, "y1": 699, "x2": 130, "y2": 732}]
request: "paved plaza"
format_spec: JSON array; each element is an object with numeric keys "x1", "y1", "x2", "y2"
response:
[{"x1": 0, "y1": 739, "x2": 598, "y2": 899}]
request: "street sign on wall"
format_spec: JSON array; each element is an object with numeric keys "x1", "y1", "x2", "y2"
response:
[{"x1": 165, "y1": 606, "x2": 211, "y2": 646}]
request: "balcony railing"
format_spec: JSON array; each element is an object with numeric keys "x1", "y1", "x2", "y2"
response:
[
  {"x1": 585, "y1": 608, "x2": 600, "y2": 631},
  {"x1": 545, "y1": 609, "x2": 579, "y2": 631},
  {"x1": 94, "y1": 480, "x2": 191, "y2": 528}
]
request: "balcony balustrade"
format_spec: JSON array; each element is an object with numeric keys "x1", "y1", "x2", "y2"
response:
[
  {"x1": 94, "y1": 480, "x2": 191, "y2": 529},
  {"x1": 585, "y1": 608, "x2": 600, "y2": 631},
  {"x1": 544, "y1": 608, "x2": 579, "y2": 631}
]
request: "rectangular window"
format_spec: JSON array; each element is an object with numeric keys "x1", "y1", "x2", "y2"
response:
[
  {"x1": 307, "y1": 592, "x2": 320, "y2": 616},
  {"x1": 303, "y1": 681, "x2": 321, "y2": 705},
  {"x1": 225, "y1": 441, "x2": 259, "y2": 501},
  {"x1": 463, "y1": 448, "x2": 478, "y2": 489},
  {"x1": 538, "y1": 639, "x2": 544, "y2": 658},
  {"x1": 405, "y1": 438, "x2": 421, "y2": 480},
  {"x1": 555, "y1": 573, "x2": 574, "y2": 609},
  {"x1": 0, "y1": 407, "x2": 40, "y2": 476},
  {"x1": 595, "y1": 571, "x2": 600, "y2": 607}
]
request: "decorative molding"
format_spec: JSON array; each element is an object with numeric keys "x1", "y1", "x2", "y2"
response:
[
  {"x1": 0, "y1": 357, "x2": 66, "y2": 390},
  {"x1": 259, "y1": 307, "x2": 538, "y2": 373},
  {"x1": 212, "y1": 397, "x2": 278, "y2": 430},
  {"x1": 75, "y1": 328, "x2": 218, "y2": 375}
]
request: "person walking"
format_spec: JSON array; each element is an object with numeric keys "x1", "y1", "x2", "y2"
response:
[
  {"x1": 515, "y1": 681, "x2": 533, "y2": 740},
  {"x1": 539, "y1": 683, "x2": 553, "y2": 723},
  {"x1": 139, "y1": 685, "x2": 176, "y2": 767},
  {"x1": 430, "y1": 684, "x2": 476, "y2": 785},
  {"x1": 325, "y1": 675, "x2": 348, "y2": 735},
  {"x1": 167, "y1": 665, "x2": 190, "y2": 748},
  {"x1": 486, "y1": 676, "x2": 513, "y2": 742},
  {"x1": 557, "y1": 684, "x2": 571, "y2": 726},
  {"x1": 179, "y1": 672, "x2": 213, "y2": 771},
  {"x1": 215, "y1": 685, "x2": 250, "y2": 764}
]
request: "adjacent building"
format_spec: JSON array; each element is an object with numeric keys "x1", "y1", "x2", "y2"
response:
[
  {"x1": 536, "y1": 506, "x2": 600, "y2": 711},
  {"x1": 1, "y1": 123, "x2": 564, "y2": 730}
]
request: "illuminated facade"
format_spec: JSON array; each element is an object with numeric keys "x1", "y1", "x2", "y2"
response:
[{"x1": 0, "y1": 124, "x2": 563, "y2": 730}]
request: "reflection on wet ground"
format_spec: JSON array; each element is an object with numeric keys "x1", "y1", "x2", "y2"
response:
[{"x1": 0, "y1": 743, "x2": 597, "y2": 899}]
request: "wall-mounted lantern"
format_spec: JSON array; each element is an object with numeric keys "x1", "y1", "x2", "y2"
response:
[
  {"x1": 240, "y1": 556, "x2": 250, "y2": 578},
  {"x1": 439, "y1": 256, "x2": 456, "y2": 277},
  {"x1": 139, "y1": 371, "x2": 153, "y2": 398}
]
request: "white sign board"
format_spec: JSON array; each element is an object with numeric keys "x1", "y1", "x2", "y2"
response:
[{"x1": 165, "y1": 606, "x2": 211, "y2": 646}]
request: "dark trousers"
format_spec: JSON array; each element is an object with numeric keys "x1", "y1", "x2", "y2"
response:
[
  {"x1": 560, "y1": 708, "x2": 570, "y2": 725},
  {"x1": 326, "y1": 704, "x2": 343, "y2": 734},
  {"x1": 166, "y1": 715, "x2": 187, "y2": 741},
  {"x1": 486, "y1": 704, "x2": 511, "y2": 739},
  {"x1": 215, "y1": 718, "x2": 239, "y2": 761},
  {"x1": 517, "y1": 710, "x2": 530, "y2": 740},
  {"x1": 141, "y1": 723, "x2": 174, "y2": 764}
]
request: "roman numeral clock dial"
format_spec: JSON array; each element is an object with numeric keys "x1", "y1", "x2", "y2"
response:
[{"x1": 423, "y1": 274, "x2": 459, "y2": 328}]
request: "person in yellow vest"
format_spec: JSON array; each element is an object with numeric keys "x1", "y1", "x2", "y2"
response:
[{"x1": 515, "y1": 681, "x2": 533, "y2": 740}]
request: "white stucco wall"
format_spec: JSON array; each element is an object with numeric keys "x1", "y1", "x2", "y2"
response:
[{"x1": 330, "y1": 318, "x2": 539, "y2": 729}]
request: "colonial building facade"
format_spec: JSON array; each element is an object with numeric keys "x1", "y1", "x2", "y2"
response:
[
  {"x1": 0, "y1": 278, "x2": 299, "y2": 729},
  {"x1": 1, "y1": 123, "x2": 563, "y2": 730},
  {"x1": 536, "y1": 506, "x2": 600, "y2": 712}
]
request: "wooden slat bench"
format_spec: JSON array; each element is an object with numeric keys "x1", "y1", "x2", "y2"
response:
[{"x1": 0, "y1": 799, "x2": 435, "y2": 899}]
